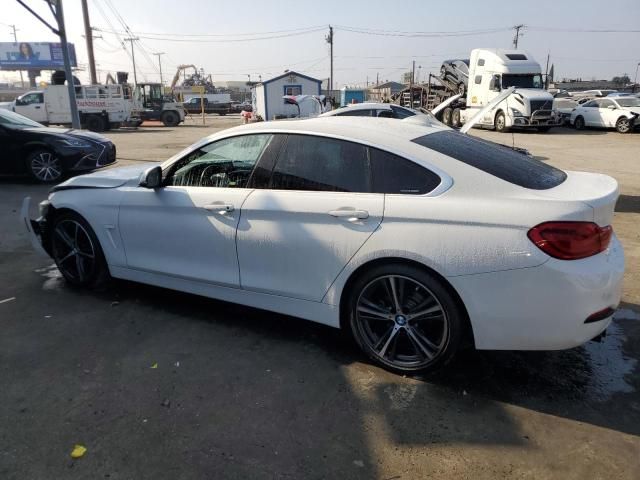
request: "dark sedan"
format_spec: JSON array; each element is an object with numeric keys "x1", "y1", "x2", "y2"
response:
[
  {"x1": 0, "y1": 109, "x2": 116, "y2": 183},
  {"x1": 440, "y1": 59, "x2": 470, "y2": 96}
]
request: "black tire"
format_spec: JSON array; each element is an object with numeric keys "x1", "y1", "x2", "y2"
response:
[
  {"x1": 615, "y1": 116, "x2": 631, "y2": 134},
  {"x1": 442, "y1": 107, "x2": 453, "y2": 126},
  {"x1": 50, "y1": 211, "x2": 110, "y2": 288},
  {"x1": 495, "y1": 111, "x2": 509, "y2": 132},
  {"x1": 85, "y1": 115, "x2": 106, "y2": 132},
  {"x1": 440, "y1": 66, "x2": 447, "y2": 79},
  {"x1": 537, "y1": 126, "x2": 552, "y2": 133},
  {"x1": 346, "y1": 263, "x2": 466, "y2": 374},
  {"x1": 452, "y1": 108, "x2": 461, "y2": 128},
  {"x1": 25, "y1": 149, "x2": 63, "y2": 183},
  {"x1": 574, "y1": 116, "x2": 585, "y2": 130},
  {"x1": 161, "y1": 111, "x2": 179, "y2": 127},
  {"x1": 457, "y1": 82, "x2": 466, "y2": 96}
]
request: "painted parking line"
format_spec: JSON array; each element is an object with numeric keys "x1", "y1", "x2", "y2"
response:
[{"x1": 0, "y1": 297, "x2": 16, "y2": 304}]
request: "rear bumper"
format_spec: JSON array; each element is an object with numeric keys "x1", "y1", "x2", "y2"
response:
[{"x1": 449, "y1": 235, "x2": 624, "y2": 350}]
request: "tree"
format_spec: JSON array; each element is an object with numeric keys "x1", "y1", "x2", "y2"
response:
[{"x1": 612, "y1": 75, "x2": 630, "y2": 85}]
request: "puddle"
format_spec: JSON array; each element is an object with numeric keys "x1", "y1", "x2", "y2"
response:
[
  {"x1": 582, "y1": 309, "x2": 640, "y2": 400},
  {"x1": 35, "y1": 264, "x2": 63, "y2": 291}
]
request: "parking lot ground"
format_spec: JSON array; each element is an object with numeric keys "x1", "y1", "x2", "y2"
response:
[{"x1": 1, "y1": 119, "x2": 639, "y2": 479}]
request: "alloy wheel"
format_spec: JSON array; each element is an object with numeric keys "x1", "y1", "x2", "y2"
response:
[
  {"x1": 355, "y1": 275, "x2": 449, "y2": 369},
  {"x1": 52, "y1": 219, "x2": 96, "y2": 283},
  {"x1": 30, "y1": 152, "x2": 62, "y2": 182},
  {"x1": 616, "y1": 118, "x2": 630, "y2": 133}
]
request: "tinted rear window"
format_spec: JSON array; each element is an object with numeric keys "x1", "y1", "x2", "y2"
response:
[
  {"x1": 506, "y1": 53, "x2": 527, "y2": 60},
  {"x1": 411, "y1": 131, "x2": 566, "y2": 190}
]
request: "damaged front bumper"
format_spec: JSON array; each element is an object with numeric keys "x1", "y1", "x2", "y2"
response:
[{"x1": 21, "y1": 197, "x2": 50, "y2": 257}]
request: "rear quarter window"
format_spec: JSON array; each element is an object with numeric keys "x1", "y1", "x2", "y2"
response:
[{"x1": 411, "y1": 131, "x2": 566, "y2": 190}]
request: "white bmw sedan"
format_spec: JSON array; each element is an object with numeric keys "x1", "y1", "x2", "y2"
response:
[
  {"x1": 570, "y1": 95, "x2": 640, "y2": 133},
  {"x1": 24, "y1": 117, "x2": 624, "y2": 373}
]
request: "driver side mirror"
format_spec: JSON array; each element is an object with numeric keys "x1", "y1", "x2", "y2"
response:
[{"x1": 139, "y1": 165, "x2": 163, "y2": 189}]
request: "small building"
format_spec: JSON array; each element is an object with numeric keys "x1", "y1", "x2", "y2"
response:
[
  {"x1": 340, "y1": 87, "x2": 366, "y2": 106},
  {"x1": 252, "y1": 71, "x2": 322, "y2": 120},
  {"x1": 368, "y1": 81, "x2": 406, "y2": 102}
]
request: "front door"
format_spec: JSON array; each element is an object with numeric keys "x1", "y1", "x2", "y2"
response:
[
  {"x1": 237, "y1": 134, "x2": 384, "y2": 301},
  {"x1": 15, "y1": 92, "x2": 47, "y2": 123},
  {"x1": 118, "y1": 133, "x2": 276, "y2": 287}
]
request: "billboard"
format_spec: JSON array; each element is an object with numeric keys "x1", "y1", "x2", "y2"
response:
[{"x1": 0, "y1": 42, "x2": 77, "y2": 70}]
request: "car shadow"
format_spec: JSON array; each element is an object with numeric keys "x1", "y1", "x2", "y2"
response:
[{"x1": 616, "y1": 194, "x2": 640, "y2": 214}]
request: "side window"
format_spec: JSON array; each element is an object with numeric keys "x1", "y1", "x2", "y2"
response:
[
  {"x1": 165, "y1": 134, "x2": 274, "y2": 188},
  {"x1": 377, "y1": 109, "x2": 395, "y2": 118},
  {"x1": 270, "y1": 135, "x2": 370, "y2": 192},
  {"x1": 474, "y1": 75, "x2": 482, "y2": 85},
  {"x1": 337, "y1": 109, "x2": 372, "y2": 117},
  {"x1": 370, "y1": 148, "x2": 441, "y2": 195},
  {"x1": 598, "y1": 99, "x2": 614, "y2": 108},
  {"x1": 582, "y1": 100, "x2": 597, "y2": 108},
  {"x1": 390, "y1": 106, "x2": 416, "y2": 119},
  {"x1": 36, "y1": 93, "x2": 44, "y2": 103},
  {"x1": 477, "y1": 58, "x2": 485, "y2": 66}
]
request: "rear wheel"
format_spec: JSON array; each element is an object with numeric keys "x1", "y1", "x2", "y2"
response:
[
  {"x1": 452, "y1": 108, "x2": 461, "y2": 128},
  {"x1": 26, "y1": 149, "x2": 63, "y2": 183},
  {"x1": 457, "y1": 82, "x2": 466, "y2": 96},
  {"x1": 574, "y1": 116, "x2": 585, "y2": 130},
  {"x1": 85, "y1": 115, "x2": 106, "y2": 132},
  {"x1": 346, "y1": 263, "x2": 465, "y2": 373},
  {"x1": 51, "y1": 211, "x2": 109, "y2": 288},
  {"x1": 616, "y1": 116, "x2": 631, "y2": 133},
  {"x1": 161, "y1": 111, "x2": 179, "y2": 127},
  {"x1": 495, "y1": 111, "x2": 508, "y2": 132},
  {"x1": 440, "y1": 66, "x2": 447, "y2": 79},
  {"x1": 442, "y1": 107, "x2": 453, "y2": 126}
]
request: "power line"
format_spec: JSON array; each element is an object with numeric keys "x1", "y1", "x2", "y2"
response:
[
  {"x1": 97, "y1": 24, "x2": 327, "y2": 38},
  {"x1": 333, "y1": 25, "x2": 512, "y2": 37}
]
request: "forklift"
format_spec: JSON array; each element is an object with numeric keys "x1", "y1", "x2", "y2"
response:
[{"x1": 133, "y1": 83, "x2": 185, "y2": 127}]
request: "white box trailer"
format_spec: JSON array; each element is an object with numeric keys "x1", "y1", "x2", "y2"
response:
[{"x1": 14, "y1": 84, "x2": 136, "y2": 132}]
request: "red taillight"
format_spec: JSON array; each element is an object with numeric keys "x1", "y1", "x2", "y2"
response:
[{"x1": 527, "y1": 222, "x2": 612, "y2": 260}]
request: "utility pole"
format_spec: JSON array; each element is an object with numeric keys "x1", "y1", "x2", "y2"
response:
[
  {"x1": 544, "y1": 51, "x2": 550, "y2": 89},
  {"x1": 326, "y1": 25, "x2": 333, "y2": 92},
  {"x1": 513, "y1": 24, "x2": 525, "y2": 49},
  {"x1": 634, "y1": 63, "x2": 640, "y2": 93},
  {"x1": 124, "y1": 37, "x2": 139, "y2": 84},
  {"x1": 8, "y1": 24, "x2": 25, "y2": 88},
  {"x1": 153, "y1": 52, "x2": 165, "y2": 86},
  {"x1": 16, "y1": 0, "x2": 80, "y2": 128},
  {"x1": 80, "y1": 0, "x2": 96, "y2": 84}
]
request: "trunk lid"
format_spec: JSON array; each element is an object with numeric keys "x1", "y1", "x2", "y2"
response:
[{"x1": 534, "y1": 171, "x2": 619, "y2": 226}]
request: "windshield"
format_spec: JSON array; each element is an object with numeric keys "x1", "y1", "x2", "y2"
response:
[
  {"x1": 0, "y1": 109, "x2": 44, "y2": 128},
  {"x1": 615, "y1": 97, "x2": 640, "y2": 108},
  {"x1": 501, "y1": 74, "x2": 543, "y2": 89}
]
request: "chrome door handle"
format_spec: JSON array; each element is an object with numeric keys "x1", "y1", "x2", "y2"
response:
[
  {"x1": 203, "y1": 203, "x2": 235, "y2": 213},
  {"x1": 328, "y1": 209, "x2": 369, "y2": 220}
]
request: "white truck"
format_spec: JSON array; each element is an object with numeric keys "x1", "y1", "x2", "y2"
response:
[
  {"x1": 14, "y1": 84, "x2": 137, "y2": 132},
  {"x1": 435, "y1": 48, "x2": 561, "y2": 132}
]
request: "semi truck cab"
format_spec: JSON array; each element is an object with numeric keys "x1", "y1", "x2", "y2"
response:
[{"x1": 462, "y1": 49, "x2": 560, "y2": 132}]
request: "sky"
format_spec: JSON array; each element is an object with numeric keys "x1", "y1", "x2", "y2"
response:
[{"x1": 1, "y1": 0, "x2": 639, "y2": 87}]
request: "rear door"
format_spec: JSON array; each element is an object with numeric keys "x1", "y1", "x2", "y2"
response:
[
  {"x1": 580, "y1": 100, "x2": 599, "y2": 126},
  {"x1": 237, "y1": 134, "x2": 384, "y2": 301},
  {"x1": 596, "y1": 99, "x2": 617, "y2": 127}
]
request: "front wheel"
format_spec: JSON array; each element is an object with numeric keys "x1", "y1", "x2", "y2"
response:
[
  {"x1": 616, "y1": 117, "x2": 631, "y2": 134},
  {"x1": 346, "y1": 264, "x2": 465, "y2": 373},
  {"x1": 161, "y1": 111, "x2": 179, "y2": 127},
  {"x1": 495, "y1": 111, "x2": 508, "y2": 132},
  {"x1": 26, "y1": 149, "x2": 63, "y2": 183},
  {"x1": 452, "y1": 108, "x2": 461, "y2": 128},
  {"x1": 51, "y1": 212, "x2": 110, "y2": 288},
  {"x1": 574, "y1": 116, "x2": 585, "y2": 130}
]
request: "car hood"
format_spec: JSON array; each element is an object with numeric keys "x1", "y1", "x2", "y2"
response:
[
  {"x1": 51, "y1": 163, "x2": 159, "y2": 191},
  {"x1": 512, "y1": 88, "x2": 554, "y2": 101}
]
